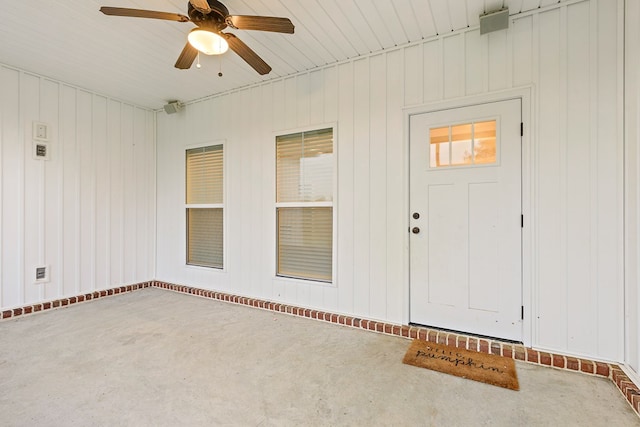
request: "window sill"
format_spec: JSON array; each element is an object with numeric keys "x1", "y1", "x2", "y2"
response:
[
  {"x1": 185, "y1": 264, "x2": 227, "y2": 273},
  {"x1": 272, "y1": 275, "x2": 336, "y2": 288}
]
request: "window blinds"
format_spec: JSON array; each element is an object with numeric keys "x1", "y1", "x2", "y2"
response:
[
  {"x1": 276, "y1": 129, "x2": 333, "y2": 203},
  {"x1": 186, "y1": 145, "x2": 223, "y2": 268},
  {"x1": 276, "y1": 128, "x2": 333, "y2": 282},
  {"x1": 186, "y1": 145, "x2": 223, "y2": 204},
  {"x1": 277, "y1": 207, "x2": 332, "y2": 281},
  {"x1": 187, "y1": 208, "x2": 223, "y2": 268}
]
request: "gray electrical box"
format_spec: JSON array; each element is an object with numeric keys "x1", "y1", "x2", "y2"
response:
[
  {"x1": 163, "y1": 101, "x2": 183, "y2": 114},
  {"x1": 480, "y1": 8, "x2": 509, "y2": 35}
]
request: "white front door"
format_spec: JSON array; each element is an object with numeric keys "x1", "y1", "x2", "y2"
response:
[{"x1": 409, "y1": 99, "x2": 522, "y2": 341}]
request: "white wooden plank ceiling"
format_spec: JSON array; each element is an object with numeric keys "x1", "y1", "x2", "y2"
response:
[{"x1": 0, "y1": 0, "x2": 566, "y2": 109}]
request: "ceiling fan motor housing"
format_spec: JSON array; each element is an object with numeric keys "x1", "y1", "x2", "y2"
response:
[{"x1": 188, "y1": 0, "x2": 229, "y2": 31}]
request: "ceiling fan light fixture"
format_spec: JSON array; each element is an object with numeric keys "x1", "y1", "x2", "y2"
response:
[{"x1": 188, "y1": 28, "x2": 229, "y2": 55}]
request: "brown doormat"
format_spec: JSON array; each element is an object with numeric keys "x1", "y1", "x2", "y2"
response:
[{"x1": 402, "y1": 339, "x2": 519, "y2": 391}]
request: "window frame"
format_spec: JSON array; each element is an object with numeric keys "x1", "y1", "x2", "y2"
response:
[
  {"x1": 184, "y1": 140, "x2": 227, "y2": 271},
  {"x1": 273, "y1": 124, "x2": 338, "y2": 286}
]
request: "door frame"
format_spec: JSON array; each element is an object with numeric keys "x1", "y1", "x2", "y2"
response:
[{"x1": 402, "y1": 87, "x2": 534, "y2": 347}]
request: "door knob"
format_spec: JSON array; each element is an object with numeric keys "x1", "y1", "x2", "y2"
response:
[
  {"x1": 413, "y1": 212, "x2": 420, "y2": 219},
  {"x1": 412, "y1": 227, "x2": 420, "y2": 234}
]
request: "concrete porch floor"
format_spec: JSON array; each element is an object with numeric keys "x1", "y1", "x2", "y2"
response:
[{"x1": 0, "y1": 287, "x2": 638, "y2": 426}]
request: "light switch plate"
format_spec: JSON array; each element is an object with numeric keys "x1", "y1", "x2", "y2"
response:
[{"x1": 33, "y1": 121, "x2": 49, "y2": 141}]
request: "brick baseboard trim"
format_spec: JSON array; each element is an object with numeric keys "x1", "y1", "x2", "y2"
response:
[
  {"x1": 1, "y1": 279, "x2": 638, "y2": 416},
  {"x1": 0, "y1": 281, "x2": 153, "y2": 321},
  {"x1": 152, "y1": 280, "x2": 640, "y2": 416}
]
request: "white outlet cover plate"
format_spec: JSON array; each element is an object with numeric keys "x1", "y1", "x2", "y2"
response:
[{"x1": 33, "y1": 121, "x2": 49, "y2": 141}]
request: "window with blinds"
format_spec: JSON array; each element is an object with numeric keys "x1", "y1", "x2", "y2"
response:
[
  {"x1": 185, "y1": 145, "x2": 223, "y2": 268},
  {"x1": 276, "y1": 128, "x2": 334, "y2": 282}
]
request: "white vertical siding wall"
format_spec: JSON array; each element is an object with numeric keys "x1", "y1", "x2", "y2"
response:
[
  {"x1": 156, "y1": 0, "x2": 623, "y2": 361},
  {"x1": 0, "y1": 65, "x2": 155, "y2": 309},
  {"x1": 625, "y1": 0, "x2": 640, "y2": 377}
]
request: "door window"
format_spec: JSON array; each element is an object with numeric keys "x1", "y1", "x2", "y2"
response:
[{"x1": 429, "y1": 120, "x2": 497, "y2": 167}]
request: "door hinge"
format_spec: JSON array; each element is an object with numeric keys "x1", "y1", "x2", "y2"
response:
[
  {"x1": 521, "y1": 214, "x2": 524, "y2": 228},
  {"x1": 521, "y1": 306, "x2": 524, "y2": 320},
  {"x1": 520, "y1": 122, "x2": 524, "y2": 136}
]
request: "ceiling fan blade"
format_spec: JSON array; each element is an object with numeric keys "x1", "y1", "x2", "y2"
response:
[
  {"x1": 226, "y1": 16, "x2": 294, "y2": 34},
  {"x1": 100, "y1": 7, "x2": 190, "y2": 22},
  {"x1": 189, "y1": 0, "x2": 212, "y2": 14},
  {"x1": 175, "y1": 43, "x2": 199, "y2": 69},
  {"x1": 222, "y1": 33, "x2": 272, "y2": 75}
]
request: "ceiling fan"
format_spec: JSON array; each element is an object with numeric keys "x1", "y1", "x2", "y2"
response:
[{"x1": 100, "y1": 0, "x2": 295, "y2": 75}]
